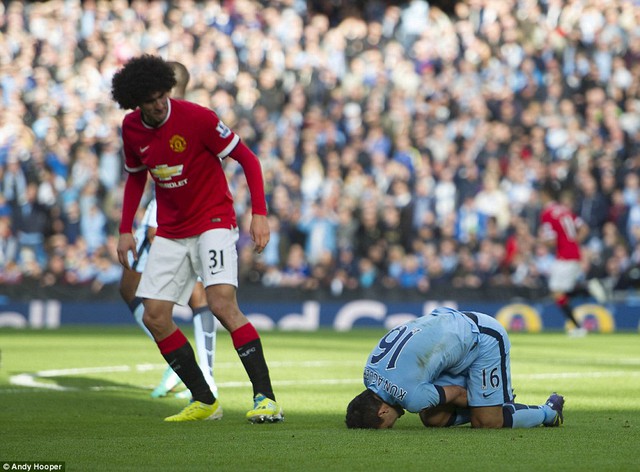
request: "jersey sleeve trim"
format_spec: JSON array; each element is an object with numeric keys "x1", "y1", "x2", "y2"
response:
[
  {"x1": 124, "y1": 163, "x2": 147, "y2": 173},
  {"x1": 435, "y1": 385, "x2": 447, "y2": 405},
  {"x1": 217, "y1": 134, "x2": 240, "y2": 159}
]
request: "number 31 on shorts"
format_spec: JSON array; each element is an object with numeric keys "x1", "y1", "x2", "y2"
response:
[{"x1": 208, "y1": 249, "x2": 225, "y2": 275}]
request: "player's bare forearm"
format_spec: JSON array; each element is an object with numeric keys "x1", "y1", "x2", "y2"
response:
[
  {"x1": 419, "y1": 404, "x2": 457, "y2": 427},
  {"x1": 419, "y1": 386, "x2": 467, "y2": 428},
  {"x1": 250, "y1": 214, "x2": 270, "y2": 254}
]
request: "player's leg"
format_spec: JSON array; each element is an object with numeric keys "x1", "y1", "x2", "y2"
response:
[
  {"x1": 556, "y1": 295, "x2": 587, "y2": 337},
  {"x1": 120, "y1": 267, "x2": 149, "y2": 336},
  {"x1": 197, "y1": 228, "x2": 282, "y2": 423},
  {"x1": 467, "y1": 316, "x2": 563, "y2": 428},
  {"x1": 549, "y1": 260, "x2": 586, "y2": 335},
  {"x1": 502, "y1": 393, "x2": 564, "y2": 428},
  {"x1": 138, "y1": 236, "x2": 219, "y2": 421},
  {"x1": 188, "y1": 281, "x2": 219, "y2": 397},
  {"x1": 206, "y1": 283, "x2": 282, "y2": 423},
  {"x1": 120, "y1": 246, "x2": 181, "y2": 398}
]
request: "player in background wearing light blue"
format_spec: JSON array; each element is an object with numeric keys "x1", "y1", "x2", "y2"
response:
[
  {"x1": 346, "y1": 307, "x2": 564, "y2": 429},
  {"x1": 118, "y1": 61, "x2": 219, "y2": 407}
]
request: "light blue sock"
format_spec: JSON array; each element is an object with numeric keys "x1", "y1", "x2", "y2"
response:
[
  {"x1": 193, "y1": 307, "x2": 218, "y2": 396},
  {"x1": 503, "y1": 403, "x2": 548, "y2": 428},
  {"x1": 129, "y1": 297, "x2": 153, "y2": 339}
]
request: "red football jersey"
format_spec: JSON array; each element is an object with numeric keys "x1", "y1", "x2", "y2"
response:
[
  {"x1": 122, "y1": 99, "x2": 242, "y2": 238},
  {"x1": 540, "y1": 202, "x2": 582, "y2": 260}
]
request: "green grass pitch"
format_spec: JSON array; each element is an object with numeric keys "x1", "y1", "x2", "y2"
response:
[{"x1": 1, "y1": 326, "x2": 639, "y2": 471}]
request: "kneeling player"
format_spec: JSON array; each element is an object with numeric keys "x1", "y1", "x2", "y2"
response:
[{"x1": 346, "y1": 307, "x2": 564, "y2": 429}]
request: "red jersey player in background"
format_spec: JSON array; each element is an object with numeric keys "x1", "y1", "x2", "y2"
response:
[
  {"x1": 112, "y1": 54, "x2": 282, "y2": 423},
  {"x1": 539, "y1": 182, "x2": 607, "y2": 337}
]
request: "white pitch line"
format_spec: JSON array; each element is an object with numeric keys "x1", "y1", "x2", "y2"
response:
[
  {"x1": 6, "y1": 373, "x2": 361, "y2": 393},
  {"x1": 6, "y1": 363, "x2": 640, "y2": 394},
  {"x1": 9, "y1": 373, "x2": 72, "y2": 391},
  {"x1": 6, "y1": 360, "x2": 364, "y2": 392},
  {"x1": 32, "y1": 360, "x2": 363, "y2": 378},
  {"x1": 519, "y1": 371, "x2": 640, "y2": 380}
]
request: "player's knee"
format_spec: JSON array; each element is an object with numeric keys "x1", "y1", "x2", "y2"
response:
[
  {"x1": 141, "y1": 311, "x2": 156, "y2": 330},
  {"x1": 207, "y1": 296, "x2": 238, "y2": 320},
  {"x1": 142, "y1": 309, "x2": 168, "y2": 332}
]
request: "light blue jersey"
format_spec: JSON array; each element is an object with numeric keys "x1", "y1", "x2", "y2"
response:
[{"x1": 363, "y1": 307, "x2": 513, "y2": 413}]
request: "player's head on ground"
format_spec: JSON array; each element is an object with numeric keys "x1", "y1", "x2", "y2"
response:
[
  {"x1": 345, "y1": 389, "x2": 404, "y2": 429},
  {"x1": 111, "y1": 54, "x2": 177, "y2": 110}
]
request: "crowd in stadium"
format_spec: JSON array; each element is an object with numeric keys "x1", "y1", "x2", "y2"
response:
[{"x1": 1, "y1": 0, "x2": 639, "y2": 300}]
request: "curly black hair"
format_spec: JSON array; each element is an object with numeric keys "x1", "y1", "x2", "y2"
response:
[
  {"x1": 345, "y1": 389, "x2": 384, "y2": 429},
  {"x1": 111, "y1": 55, "x2": 177, "y2": 110}
]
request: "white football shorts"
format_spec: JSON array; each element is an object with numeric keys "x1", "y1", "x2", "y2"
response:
[
  {"x1": 548, "y1": 259, "x2": 581, "y2": 293},
  {"x1": 136, "y1": 227, "x2": 239, "y2": 305}
]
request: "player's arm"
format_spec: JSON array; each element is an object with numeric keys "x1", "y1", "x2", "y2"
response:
[
  {"x1": 418, "y1": 385, "x2": 468, "y2": 427},
  {"x1": 539, "y1": 222, "x2": 557, "y2": 249},
  {"x1": 228, "y1": 140, "x2": 269, "y2": 254},
  {"x1": 426, "y1": 384, "x2": 467, "y2": 408},
  {"x1": 575, "y1": 217, "x2": 589, "y2": 243},
  {"x1": 117, "y1": 170, "x2": 147, "y2": 269}
]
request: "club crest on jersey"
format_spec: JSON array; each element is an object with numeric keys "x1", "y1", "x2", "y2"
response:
[
  {"x1": 169, "y1": 134, "x2": 187, "y2": 152},
  {"x1": 216, "y1": 121, "x2": 232, "y2": 139},
  {"x1": 150, "y1": 164, "x2": 184, "y2": 181}
]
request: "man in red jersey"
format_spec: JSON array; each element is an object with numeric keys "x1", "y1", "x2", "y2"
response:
[
  {"x1": 111, "y1": 55, "x2": 282, "y2": 423},
  {"x1": 539, "y1": 182, "x2": 606, "y2": 336},
  {"x1": 118, "y1": 61, "x2": 221, "y2": 405}
]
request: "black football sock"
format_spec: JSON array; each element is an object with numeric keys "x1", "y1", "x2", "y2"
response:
[
  {"x1": 232, "y1": 323, "x2": 275, "y2": 401},
  {"x1": 557, "y1": 295, "x2": 581, "y2": 328},
  {"x1": 158, "y1": 329, "x2": 215, "y2": 405},
  {"x1": 560, "y1": 304, "x2": 581, "y2": 328}
]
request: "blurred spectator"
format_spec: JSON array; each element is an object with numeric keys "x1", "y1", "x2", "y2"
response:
[
  {"x1": 0, "y1": 217, "x2": 18, "y2": 269},
  {"x1": 91, "y1": 251, "x2": 123, "y2": 293},
  {"x1": 278, "y1": 243, "x2": 313, "y2": 289},
  {"x1": 41, "y1": 253, "x2": 68, "y2": 287},
  {"x1": 474, "y1": 173, "x2": 511, "y2": 234},
  {"x1": 11, "y1": 181, "x2": 50, "y2": 267},
  {"x1": 80, "y1": 202, "x2": 107, "y2": 255},
  {"x1": 396, "y1": 253, "x2": 429, "y2": 292},
  {"x1": 2, "y1": 155, "x2": 28, "y2": 205},
  {"x1": 0, "y1": 0, "x2": 638, "y2": 300},
  {"x1": 298, "y1": 199, "x2": 338, "y2": 265},
  {"x1": 357, "y1": 257, "x2": 378, "y2": 289},
  {"x1": 575, "y1": 172, "x2": 609, "y2": 241}
]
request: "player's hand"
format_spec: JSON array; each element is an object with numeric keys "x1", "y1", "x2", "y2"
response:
[
  {"x1": 117, "y1": 232, "x2": 137, "y2": 269},
  {"x1": 250, "y1": 214, "x2": 270, "y2": 254}
]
